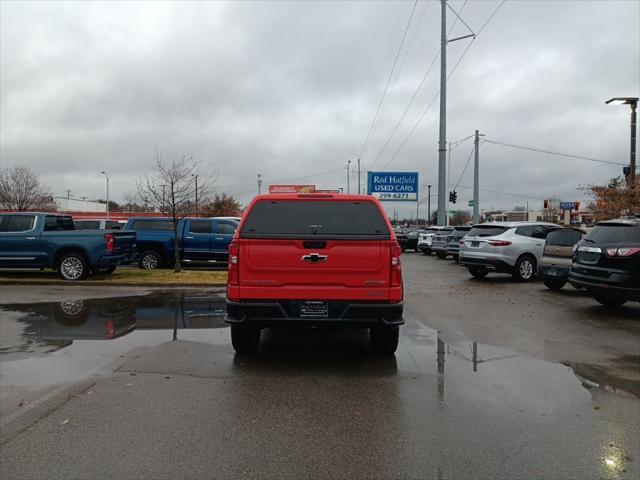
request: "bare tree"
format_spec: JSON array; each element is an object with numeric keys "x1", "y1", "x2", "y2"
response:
[
  {"x1": 542, "y1": 197, "x2": 561, "y2": 223},
  {"x1": 0, "y1": 166, "x2": 55, "y2": 211},
  {"x1": 137, "y1": 150, "x2": 215, "y2": 272}
]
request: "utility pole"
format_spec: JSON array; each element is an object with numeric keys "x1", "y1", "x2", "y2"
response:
[
  {"x1": 357, "y1": 158, "x2": 361, "y2": 194},
  {"x1": 192, "y1": 174, "x2": 198, "y2": 216},
  {"x1": 346, "y1": 160, "x2": 351, "y2": 193},
  {"x1": 473, "y1": 130, "x2": 479, "y2": 223},
  {"x1": 100, "y1": 171, "x2": 109, "y2": 218},
  {"x1": 631, "y1": 101, "x2": 638, "y2": 184},
  {"x1": 437, "y1": 0, "x2": 447, "y2": 226},
  {"x1": 257, "y1": 174, "x2": 262, "y2": 194},
  {"x1": 427, "y1": 184, "x2": 432, "y2": 226}
]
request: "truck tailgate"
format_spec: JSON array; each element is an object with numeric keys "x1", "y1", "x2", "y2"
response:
[
  {"x1": 239, "y1": 238, "x2": 391, "y2": 300},
  {"x1": 112, "y1": 231, "x2": 137, "y2": 255}
]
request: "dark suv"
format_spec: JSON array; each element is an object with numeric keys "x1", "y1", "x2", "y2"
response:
[{"x1": 569, "y1": 218, "x2": 640, "y2": 306}]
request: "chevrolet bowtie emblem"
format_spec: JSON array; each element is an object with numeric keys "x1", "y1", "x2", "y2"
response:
[{"x1": 301, "y1": 253, "x2": 328, "y2": 263}]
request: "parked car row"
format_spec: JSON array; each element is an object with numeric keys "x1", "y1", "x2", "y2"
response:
[
  {"x1": 413, "y1": 218, "x2": 639, "y2": 307},
  {"x1": 0, "y1": 212, "x2": 240, "y2": 279}
]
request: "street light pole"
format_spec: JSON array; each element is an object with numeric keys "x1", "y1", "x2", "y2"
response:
[
  {"x1": 357, "y1": 158, "x2": 361, "y2": 194},
  {"x1": 257, "y1": 174, "x2": 262, "y2": 194},
  {"x1": 346, "y1": 160, "x2": 351, "y2": 193},
  {"x1": 427, "y1": 184, "x2": 432, "y2": 226},
  {"x1": 192, "y1": 174, "x2": 198, "y2": 216},
  {"x1": 101, "y1": 171, "x2": 109, "y2": 218},
  {"x1": 606, "y1": 97, "x2": 638, "y2": 185}
]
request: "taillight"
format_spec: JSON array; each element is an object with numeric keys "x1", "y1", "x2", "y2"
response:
[
  {"x1": 105, "y1": 320, "x2": 115, "y2": 338},
  {"x1": 228, "y1": 243, "x2": 239, "y2": 285},
  {"x1": 104, "y1": 233, "x2": 114, "y2": 252},
  {"x1": 605, "y1": 247, "x2": 640, "y2": 257},
  {"x1": 459, "y1": 240, "x2": 465, "y2": 245},
  {"x1": 489, "y1": 240, "x2": 512, "y2": 247},
  {"x1": 390, "y1": 243, "x2": 402, "y2": 287}
]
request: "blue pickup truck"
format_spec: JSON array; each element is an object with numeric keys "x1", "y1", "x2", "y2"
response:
[
  {"x1": 123, "y1": 217, "x2": 238, "y2": 269},
  {"x1": 0, "y1": 212, "x2": 137, "y2": 280}
]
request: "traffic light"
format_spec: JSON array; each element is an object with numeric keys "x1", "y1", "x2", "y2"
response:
[
  {"x1": 544, "y1": 199, "x2": 549, "y2": 209},
  {"x1": 449, "y1": 191, "x2": 454, "y2": 203},
  {"x1": 623, "y1": 165, "x2": 631, "y2": 176},
  {"x1": 574, "y1": 201, "x2": 580, "y2": 211},
  {"x1": 452, "y1": 191, "x2": 458, "y2": 204}
]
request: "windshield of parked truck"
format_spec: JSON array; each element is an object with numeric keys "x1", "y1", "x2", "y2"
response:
[
  {"x1": 130, "y1": 220, "x2": 174, "y2": 231},
  {"x1": 240, "y1": 200, "x2": 390, "y2": 239}
]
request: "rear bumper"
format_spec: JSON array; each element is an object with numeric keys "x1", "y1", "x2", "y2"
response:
[
  {"x1": 431, "y1": 243, "x2": 447, "y2": 252},
  {"x1": 459, "y1": 256, "x2": 513, "y2": 273},
  {"x1": 539, "y1": 264, "x2": 571, "y2": 281},
  {"x1": 97, "y1": 254, "x2": 129, "y2": 268},
  {"x1": 568, "y1": 268, "x2": 640, "y2": 301},
  {"x1": 226, "y1": 300, "x2": 404, "y2": 328}
]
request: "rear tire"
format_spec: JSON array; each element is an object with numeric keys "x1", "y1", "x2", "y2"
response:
[
  {"x1": 231, "y1": 326, "x2": 261, "y2": 354},
  {"x1": 543, "y1": 279, "x2": 566, "y2": 290},
  {"x1": 436, "y1": 251, "x2": 447, "y2": 259},
  {"x1": 139, "y1": 250, "x2": 161, "y2": 270},
  {"x1": 513, "y1": 255, "x2": 536, "y2": 282},
  {"x1": 468, "y1": 268, "x2": 488, "y2": 279},
  {"x1": 593, "y1": 295, "x2": 627, "y2": 307},
  {"x1": 370, "y1": 326, "x2": 399, "y2": 355},
  {"x1": 58, "y1": 253, "x2": 89, "y2": 281}
]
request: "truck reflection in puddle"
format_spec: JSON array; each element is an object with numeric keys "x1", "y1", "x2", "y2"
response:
[{"x1": 4, "y1": 292, "x2": 227, "y2": 348}]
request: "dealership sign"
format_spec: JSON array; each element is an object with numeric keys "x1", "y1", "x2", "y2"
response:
[
  {"x1": 268, "y1": 184, "x2": 315, "y2": 194},
  {"x1": 367, "y1": 172, "x2": 419, "y2": 201}
]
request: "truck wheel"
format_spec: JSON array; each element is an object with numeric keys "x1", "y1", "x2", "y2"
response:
[
  {"x1": 139, "y1": 251, "x2": 161, "y2": 270},
  {"x1": 513, "y1": 255, "x2": 536, "y2": 282},
  {"x1": 543, "y1": 279, "x2": 566, "y2": 290},
  {"x1": 370, "y1": 326, "x2": 399, "y2": 355},
  {"x1": 436, "y1": 251, "x2": 448, "y2": 259},
  {"x1": 58, "y1": 253, "x2": 89, "y2": 281},
  {"x1": 468, "y1": 268, "x2": 488, "y2": 279},
  {"x1": 593, "y1": 295, "x2": 627, "y2": 307},
  {"x1": 54, "y1": 300, "x2": 89, "y2": 325},
  {"x1": 231, "y1": 326, "x2": 261, "y2": 354}
]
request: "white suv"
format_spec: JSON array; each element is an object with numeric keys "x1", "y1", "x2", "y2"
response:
[
  {"x1": 459, "y1": 222, "x2": 561, "y2": 281},
  {"x1": 418, "y1": 227, "x2": 443, "y2": 255}
]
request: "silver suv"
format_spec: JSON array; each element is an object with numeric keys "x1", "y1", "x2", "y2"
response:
[{"x1": 459, "y1": 222, "x2": 561, "y2": 282}]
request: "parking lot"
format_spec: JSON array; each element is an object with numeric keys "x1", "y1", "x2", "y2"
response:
[{"x1": 1, "y1": 253, "x2": 638, "y2": 479}]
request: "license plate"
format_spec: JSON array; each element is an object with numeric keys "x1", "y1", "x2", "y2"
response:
[
  {"x1": 300, "y1": 301, "x2": 328, "y2": 318},
  {"x1": 471, "y1": 241, "x2": 479, "y2": 247},
  {"x1": 547, "y1": 268, "x2": 557, "y2": 276}
]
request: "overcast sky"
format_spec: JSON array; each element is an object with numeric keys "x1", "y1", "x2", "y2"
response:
[{"x1": 1, "y1": 0, "x2": 639, "y2": 218}]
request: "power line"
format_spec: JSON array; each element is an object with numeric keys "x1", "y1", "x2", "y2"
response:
[
  {"x1": 357, "y1": 0, "x2": 419, "y2": 160},
  {"x1": 380, "y1": 0, "x2": 506, "y2": 169},
  {"x1": 391, "y1": 0, "x2": 432, "y2": 92},
  {"x1": 458, "y1": 184, "x2": 546, "y2": 201},
  {"x1": 453, "y1": 144, "x2": 475, "y2": 190},
  {"x1": 483, "y1": 139, "x2": 625, "y2": 166},
  {"x1": 368, "y1": 0, "x2": 469, "y2": 171}
]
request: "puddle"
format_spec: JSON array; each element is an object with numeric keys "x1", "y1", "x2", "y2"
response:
[{"x1": 1, "y1": 291, "x2": 638, "y2": 406}]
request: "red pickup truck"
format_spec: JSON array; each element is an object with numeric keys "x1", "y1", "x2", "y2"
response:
[{"x1": 226, "y1": 193, "x2": 404, "y2": 354}]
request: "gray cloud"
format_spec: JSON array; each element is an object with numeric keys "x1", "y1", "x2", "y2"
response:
[{"x1": 1, "y1": 0, "x2": 638, "y2": 218}]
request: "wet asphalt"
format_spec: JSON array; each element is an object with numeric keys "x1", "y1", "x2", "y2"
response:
[{"x1": 0, "y1": 254, "x2": 639, "y2": 479}]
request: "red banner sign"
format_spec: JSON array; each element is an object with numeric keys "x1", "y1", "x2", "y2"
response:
[{"x1": 268, "y1": 185, "x2": 316, "y2": 194}]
